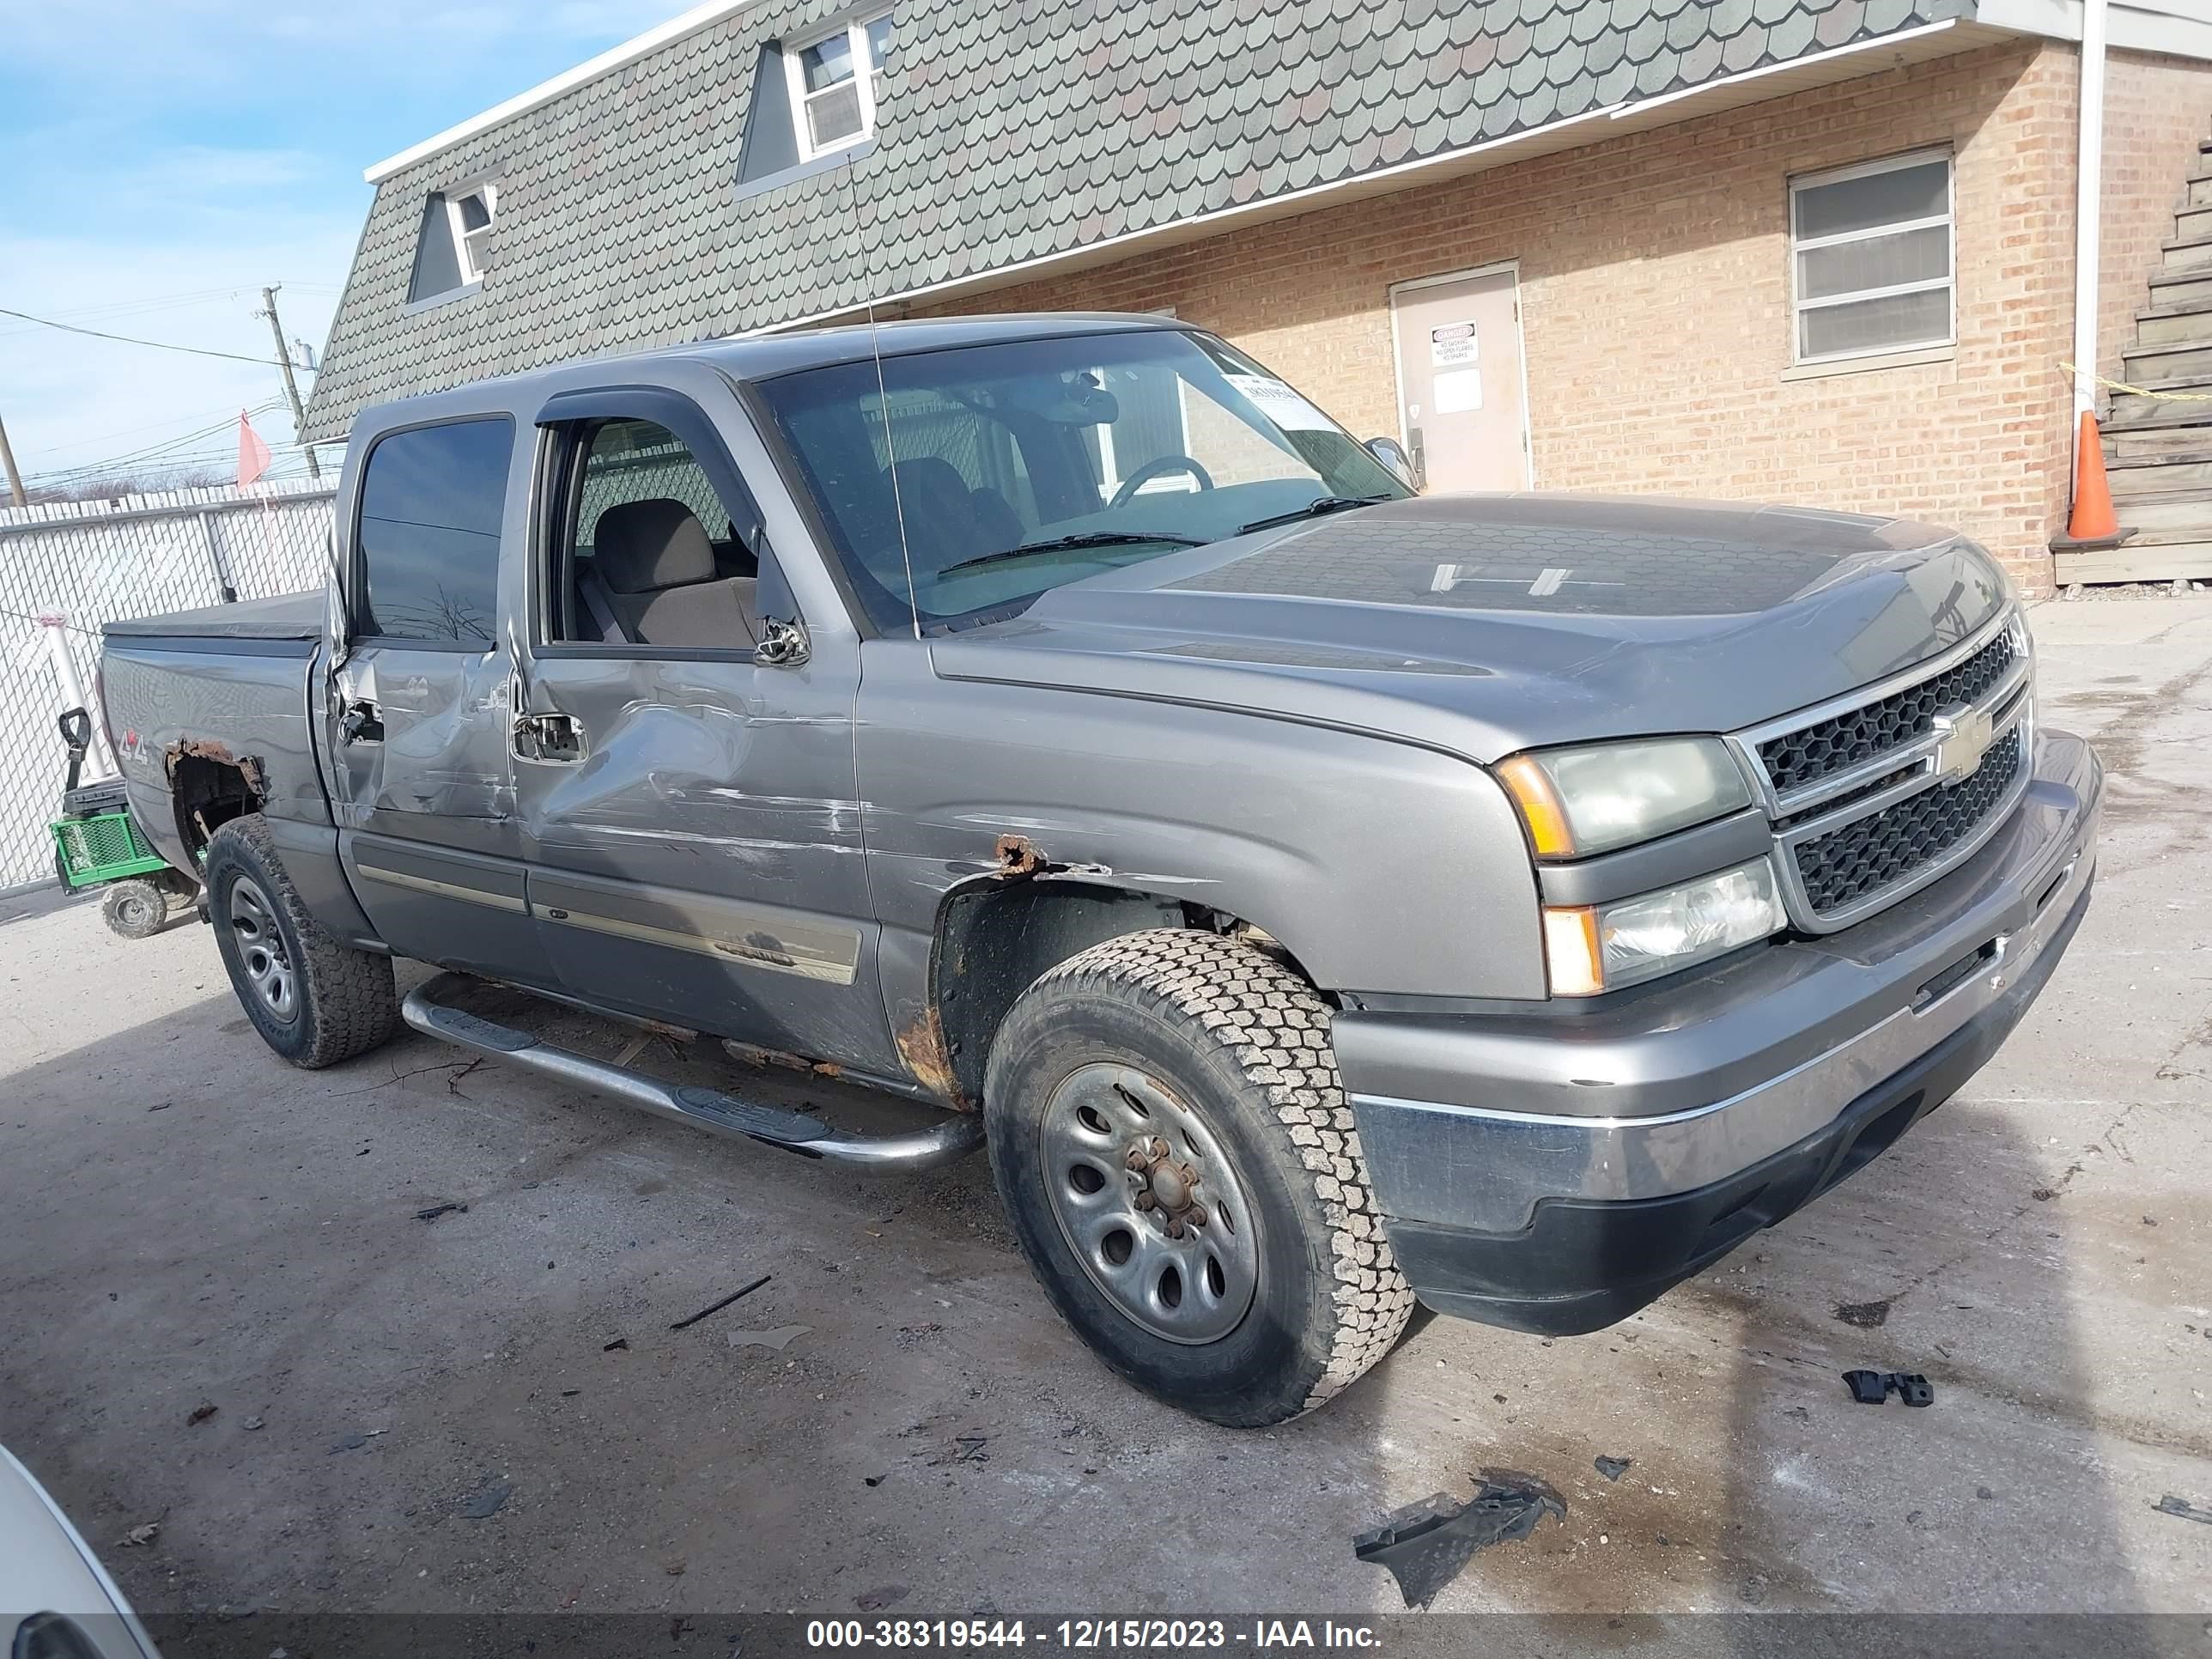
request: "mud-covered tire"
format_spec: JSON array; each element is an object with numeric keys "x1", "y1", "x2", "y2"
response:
[
  {"x1": 100, "y1": 878, "x2": 167, "y2": 940},
  {"x1": 205, "y1": 814, "x2": 398, "y2": 1069},
  {"x1": 984, "y1": 928, "x2": 1414, "y2": 1426}
]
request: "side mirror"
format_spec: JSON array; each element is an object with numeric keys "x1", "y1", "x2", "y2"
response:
[
  {"x1": 755, "y1": 616, "x2": 810, "y2": 667},
  {"x1": 1365, "y1": 435, "x2": 1417, "y2": 491}
]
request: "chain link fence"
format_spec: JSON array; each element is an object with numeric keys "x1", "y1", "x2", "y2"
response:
[{"x1": 0, "y1": 479, "x2": 336, "y2": 893}]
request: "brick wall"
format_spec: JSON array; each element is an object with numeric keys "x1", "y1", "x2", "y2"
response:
[
  {"x1": 2098, "y1": 49, "x2": 2212, "y2": 382},
  {"x1": 925, "y1": 41, "x2": 2083, "y2": 594}
]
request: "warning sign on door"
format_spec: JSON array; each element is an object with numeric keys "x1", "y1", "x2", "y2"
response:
[{"x1": 1430, "y1": 323, "x2": 1480, "y2": 368}]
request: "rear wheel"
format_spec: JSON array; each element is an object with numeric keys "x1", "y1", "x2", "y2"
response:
[
  {"x1": 206, "y1": 814, "x2": 398, "y2": 1068},
  {"x1": 100, "y1": 878, "x2": 167, "y2": 940},
  {"x1": 984, "y1": 929, "x2": 1413, "y2": 1426}
]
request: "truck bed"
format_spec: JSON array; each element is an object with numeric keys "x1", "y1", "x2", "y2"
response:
[
  {"x1": 103, "y1": 590, "x2": 325, "y2": 643},
  {"x1": 100, "y1": 597, "x2": 331, "y2": 878}
]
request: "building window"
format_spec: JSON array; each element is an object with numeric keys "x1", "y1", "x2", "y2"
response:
[
  {"x1": 448, "y1": 181, "x2": 498, "y2": 282},
  {"x1": 784, "y1": 10, "x2": 892, "y2": 159},
  {"x1": 1790, "y1": 149, "x2": 1954, "y2": 365},
  {"x1": 406, "y1": 179, "x2": 499, "y2": 304}
]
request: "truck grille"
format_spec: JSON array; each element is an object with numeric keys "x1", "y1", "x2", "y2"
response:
[
  {"x1": 1792, "y1": 726, "x2": 2023, "y2": 914},
  {"x1": 1758, "y1": 630, "x2": 2016, "y2": 796},
  {"x1": 1736, "y1": 613, "x2": 2033, "y2": 931}
]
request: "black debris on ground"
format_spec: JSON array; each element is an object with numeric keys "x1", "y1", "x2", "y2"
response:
[
  {"x1": 668, "y1": 1272, "x2": 771, "y2": 1331},
  {"x1": 414, "y1": 1203, "x2": 466, "y2": 1222},
  {"x1": 1354, "y1": 1468, "x2": 1568, "y2": 1610},
  {"x1": 2153, "y1": 1494, "x2": 2212, "y2": 1526},
  {"x1": 1843, "y1": 1370, "x2": 1936, "y2": 1407},
  {"x1": 459, "y1": 1482, "x2": 511, "y2": 1520},
  {"x1": 1594, "y1": 1455, "x2": 1632, "y2": 1482}
]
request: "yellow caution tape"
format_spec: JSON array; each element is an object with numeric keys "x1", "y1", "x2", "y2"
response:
[{"x1": 2063, "y1": 362, "x2": 2212, "y2": 403}]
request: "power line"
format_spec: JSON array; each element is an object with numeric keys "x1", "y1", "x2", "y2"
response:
[
  {"x1": 23, "y1": 405, "x2": 293, "y2": 488},
  {"x1": 0, "y1": 304, "x2": 291, "y2": 368}
]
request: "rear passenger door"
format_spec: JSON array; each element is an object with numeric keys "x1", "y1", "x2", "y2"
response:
[
  {"x1": 325, "y1": 413, "x2": 556, "y2": 985},
  {"x1": 509, "y1": 384, "x2": 900, "y2": 1077}
]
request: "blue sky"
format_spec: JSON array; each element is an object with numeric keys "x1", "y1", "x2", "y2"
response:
[{"x1": 0, "y1": 0, "x2": 690, "y2": 491}]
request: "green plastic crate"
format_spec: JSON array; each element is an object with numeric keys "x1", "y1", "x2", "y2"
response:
[{"x1": 52, "y1": 810, "x2": 168, "y2": 889}]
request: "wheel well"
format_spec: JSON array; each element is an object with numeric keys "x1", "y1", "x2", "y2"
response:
[
  {"x1": 170, "y1": 754, "x2": 263, "y2": 862},
  {"x1": 929, "y1": 879, "x2": 1309, "y2": 1105}
]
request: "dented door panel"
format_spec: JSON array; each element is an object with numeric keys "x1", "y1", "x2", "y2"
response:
[
  {"x1": 331, "y1": 646, "x2": 555, "y2": 982},
  {"x1": 513, "y1": 647, "x2": 898, "y2": 1074}
]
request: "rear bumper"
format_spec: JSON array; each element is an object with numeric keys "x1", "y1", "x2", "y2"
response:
[{"x1": 1340, "y1": 728, "x2": 2101, "y2": 1335}]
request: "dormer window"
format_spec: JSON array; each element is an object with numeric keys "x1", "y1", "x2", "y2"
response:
[
  {"x1": 407, "y1": 177, "x2": 500, "y2": 305},
  {"x1": 450, "y1": 182, "x2": 498, "y2": 282},
  {"x1": 785, "y1": 10, "x2": 892, "y2": 159}
]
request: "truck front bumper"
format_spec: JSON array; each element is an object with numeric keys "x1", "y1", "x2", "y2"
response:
[{"x1": 1337, "y1": 729, "x2": 2102, "y2": 1336}]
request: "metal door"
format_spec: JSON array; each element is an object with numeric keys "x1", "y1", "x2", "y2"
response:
[
  {"x1": 325, "y1": 413, "x2": 557, "y2": 984},
  {"x1": 1389, "y1": 265, "x2": 1531, "y2": 494},
  {"x1": 511, "y1": 385, "x2": 900, "y2": 1078}
]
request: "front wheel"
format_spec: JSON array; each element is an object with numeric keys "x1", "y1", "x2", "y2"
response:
[
  {"x1": 205, "y1": 814, "x2": 398, "y2": 1069},
  {"x1": 984, "y1": 930, "x2": 1413, "y2": 1426}
]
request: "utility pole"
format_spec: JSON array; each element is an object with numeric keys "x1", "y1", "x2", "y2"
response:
[
  {"x1": 0, "y1": 412, "x2": 26, "y2": 508},
  {"x1": 255, "y1": 284, "x2": 321, "y2": 482}
]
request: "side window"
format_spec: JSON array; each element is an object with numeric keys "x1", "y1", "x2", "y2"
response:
[
  {"x1": 355, "y1": 417, "x2": 513, "y2": 646},
  {"x1": 549, "y1": 418, "x2": 763, "y2": 651}
]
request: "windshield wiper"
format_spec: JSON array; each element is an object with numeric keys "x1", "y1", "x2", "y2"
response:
[
  {"x1": 1236, "y1": 494, "x2": 1392, "y2": 536},
  {"x1": 939, "y1": 531, "x2": 1204, "y2": 578}
]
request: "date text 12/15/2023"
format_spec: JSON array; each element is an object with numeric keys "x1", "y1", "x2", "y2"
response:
[{"x1": 805, "y1": 1620, "x2": 1383, "y2": 1649}]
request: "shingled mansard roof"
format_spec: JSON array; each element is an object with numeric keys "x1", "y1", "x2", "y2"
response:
[{"x1": 304, "y1": 0, "x2": 1984, "y2": 442}]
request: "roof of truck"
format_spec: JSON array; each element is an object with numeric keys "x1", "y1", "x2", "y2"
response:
[
  {"x1": 346, "y1": 312, "x2": 1187, "y2": 434},
  {"x1": 675, "y1": 312, "x2": 1185, "y2": 380}
]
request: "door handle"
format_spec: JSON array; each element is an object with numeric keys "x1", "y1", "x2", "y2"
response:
[
  {"x1": 338, "y1": 699, "x2": 384, "y2": 744},
  {"x1": 514, "y1": 709, "x2": 584, "y2": 763}
]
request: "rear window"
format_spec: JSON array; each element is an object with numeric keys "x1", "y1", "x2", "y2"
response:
[{"x1": 355, "y1": 417, "x2": 513, "y2": 646}]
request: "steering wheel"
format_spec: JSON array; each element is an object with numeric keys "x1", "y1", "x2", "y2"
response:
[{"x1": 1107, "y1": 454, "x2": 1215, "y2": 511}]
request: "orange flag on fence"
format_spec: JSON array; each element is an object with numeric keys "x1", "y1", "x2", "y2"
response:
[{"x1": 235, "y1": 410, "x2": 272, "y2": 489}]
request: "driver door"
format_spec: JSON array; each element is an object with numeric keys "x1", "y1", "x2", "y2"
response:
[{"x1": 510, "y1": 382, "x2": 902, "y2": 1077}]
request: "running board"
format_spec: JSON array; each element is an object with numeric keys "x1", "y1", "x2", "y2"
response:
[{"x1": 400, "y1": 975, "x2": 984, "y2": 1174}]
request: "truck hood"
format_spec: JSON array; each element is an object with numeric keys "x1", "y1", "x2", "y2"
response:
[{"x1": 928, "y1": 493, "x2": 2011, "y2": 763}]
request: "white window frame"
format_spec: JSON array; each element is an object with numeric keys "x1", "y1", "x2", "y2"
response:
[
  {"x1": 1788, "y1": 148, "x2": 1954, "y2": 368},
  {"x1": 784, "y1": 9, "x2": 892, "y2": 162},
  {"x1": 445, "y1": 177, "x2": 500, "y2": 286}
]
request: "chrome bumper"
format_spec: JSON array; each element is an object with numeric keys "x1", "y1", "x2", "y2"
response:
[{"x1": 1342, "y1": 729, "x2": 2101, "y2": 1237}]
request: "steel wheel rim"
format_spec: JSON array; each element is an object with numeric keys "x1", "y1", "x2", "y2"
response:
[
  {"x1": 115, "y1": 891, "x2": 155, "y2": 928},
  {"x1": 228, "y1": 876, "x2": 297, "y2": 1023},
  {"x1": 1039, "y1": 1062, "x2": 1260, "y2": 1346}
]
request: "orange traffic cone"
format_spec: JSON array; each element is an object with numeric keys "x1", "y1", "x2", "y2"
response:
[{"x1": 2066, "y1": 410, "x2": 2120, "y2": 543}]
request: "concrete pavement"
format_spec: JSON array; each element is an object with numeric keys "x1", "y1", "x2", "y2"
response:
[{"x1": 2, "y1": 599, "x2": 2208, "y2": 1624}]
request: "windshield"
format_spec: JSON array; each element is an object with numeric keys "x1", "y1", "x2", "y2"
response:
[{"x1": 753, "y1": 328, "x2": 1413, "y2": 633}]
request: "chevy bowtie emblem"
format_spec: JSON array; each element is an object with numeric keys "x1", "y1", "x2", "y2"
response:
[{"x1": 1931, "y1": 705, "x2": 1995, "y2": 782}]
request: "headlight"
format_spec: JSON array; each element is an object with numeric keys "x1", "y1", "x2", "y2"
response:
[
  {"x1": 1542, "y1": 859, "x2": 1785, "y2": 996},
  {"x1": 1497, "y1": 737, "x2": 1753, "y2": 858}
]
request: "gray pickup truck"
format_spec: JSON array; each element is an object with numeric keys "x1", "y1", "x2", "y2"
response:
[{"x1": 100, "y1": 314, "x2": 2100, "y2": 1425}]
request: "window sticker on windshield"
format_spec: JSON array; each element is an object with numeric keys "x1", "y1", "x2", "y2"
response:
[
  {"x1": 1430, "y1": 323, "x2": 1479, "y2": 368},
  {"x1": 1224, "y1": 374, "x2": 1337, "y2": 433},
  {"x1": 1433, "y1": 368, "x2": 1484, "y2": 414}
]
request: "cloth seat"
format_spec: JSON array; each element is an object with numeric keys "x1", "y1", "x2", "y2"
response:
[{"x1": 590, "y1": 497, "x2": 759, "y2": 649}]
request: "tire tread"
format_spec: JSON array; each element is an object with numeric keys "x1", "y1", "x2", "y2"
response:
[
  {"x1": 1025, "y1": 929, "x2": 1415, "y2": 1415},
  {"x1": 208, "y1": 814, "x2": 398, "y2": 1069}
]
